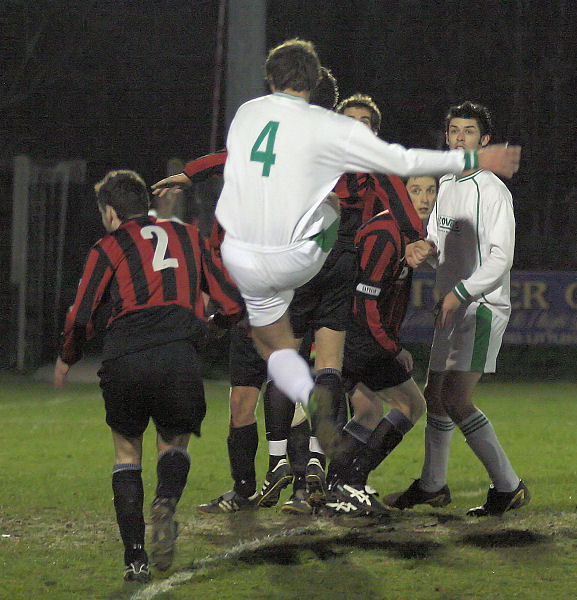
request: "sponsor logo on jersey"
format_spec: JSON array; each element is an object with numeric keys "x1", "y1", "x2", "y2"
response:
[
  {"x1": 438, "y1": 215, "x2": 460, "y2": 232},
  {"x1": 356, "y1": 282, "x2": 381, "y2": 296}
]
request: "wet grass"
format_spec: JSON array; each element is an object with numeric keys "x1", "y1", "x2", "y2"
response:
[{"x1": 1, "y1": 373, "x2": 576, "y2": 599}]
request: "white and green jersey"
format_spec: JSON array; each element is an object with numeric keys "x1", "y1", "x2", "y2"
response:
[
  {"x1": 216, "y1": 92, "x2": 469, "y2": 248},
  {"x1": 427, "y1": 169, "x2": 515, "y2": 316}
]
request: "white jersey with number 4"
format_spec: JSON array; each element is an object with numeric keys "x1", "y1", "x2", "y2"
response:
[{"x1": 216, "y1": 92, "x2": 469, "y2": 248}]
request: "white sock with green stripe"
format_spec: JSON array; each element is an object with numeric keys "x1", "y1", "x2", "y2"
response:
[
  {"x1": 420, "y1": 413, "x2": 455, "y2": 492},
  {"x1": 458, "y1": 410, "x2": 519, "y2": 492}
]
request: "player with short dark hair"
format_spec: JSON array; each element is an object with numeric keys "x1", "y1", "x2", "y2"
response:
[
  {"x1": 444, "y1": 100, "x2": 492, "y2": 139},
  {"x1": 384, "y1": 101, "x2": 529, "y2": 516},
  {"x1": 310, "y1": 66, "x2": 339, "y2": 110},
  {"x1": 405, "y1": 176, "x2": 438, "y2": 227},
  {"x1": 54, "y1": 170, "x2": 243, "y2": 582},
  {"x1": 264, "y1": 38, "x2": 321, "y2": 94}
]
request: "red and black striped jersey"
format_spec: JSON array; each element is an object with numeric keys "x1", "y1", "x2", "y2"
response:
[
  {"x1": 352, "y1": 210, "x2": 412, "y2": 356},
  {"x1": 60, "y1": 215, "x2": 243, "y2": 365},
  {"x1": 202, "y1": 219, "x2": 247, "y2": 321},
  {"x1": 334, "y1": 172, "x2": 424, "y2": 247},
  {"x1": 183, "y1": 150, "x2": 227, "y2": 182}
]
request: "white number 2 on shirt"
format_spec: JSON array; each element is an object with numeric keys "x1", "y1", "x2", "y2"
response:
[
  {"x1": 141, "y1": 225, "x2": 179, "y2": 271},
  {"x1": 250, "y1": 121, "x2": 279, "y2": 177}
]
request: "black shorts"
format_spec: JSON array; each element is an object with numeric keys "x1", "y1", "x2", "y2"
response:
[
  {"x1": 229, "y1": 325, "x2": 267, "y2": 389},
  {"x1": 290, "y1": 246, "x2": 356, "y2": 338},
  {"x1": 228, "y1": 326, "x2": 314, "y2": 388},
  {"x1": 342, "y1": 323, "x2": 410, "y2": 392},
  {"x1": 98, "y1": 339, "x2": 205, "y2": 439}
]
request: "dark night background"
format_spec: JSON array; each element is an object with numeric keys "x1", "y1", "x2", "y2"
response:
[
  {"x1": 2, "y1": 0, "x2": 577, "y2": 266},
  {"x1": 1, "y1": 0, "x2": 576, "y2": 367}
]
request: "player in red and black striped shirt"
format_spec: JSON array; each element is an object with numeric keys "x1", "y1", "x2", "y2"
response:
[
  {"x1": 323, "y1": 208, "x2": 435, "y2": 516},
  {"x1": 54, "y1": 170, "x2": 243, "y2": 582}
]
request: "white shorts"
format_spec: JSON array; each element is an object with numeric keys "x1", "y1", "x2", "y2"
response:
[
  {"x1": 428, "y1": 302, "x2": 509, "y2": 374},
  {"x1": 221, "y1": 235, "x2": 330, "y2": 327}
]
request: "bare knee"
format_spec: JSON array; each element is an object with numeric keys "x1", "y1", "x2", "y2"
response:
[
  {"x1": 439, "y1": 371, "x2": 481, "y2": 423},
  {"x1": 229, "y1": 386, "x2": 259, "y2": 428},
  {"x1": 157, "y1": 432, "x2": 191, "y2": 454},
  {"x1": 423, "y1": 371, "x2": 446, "y2": 415},
  {"x1": 313, "y1": 327, "x2": 345, "y2": 371},
  {"x1": 378, "y1": 379, "x2": 426, "y2": 424}
]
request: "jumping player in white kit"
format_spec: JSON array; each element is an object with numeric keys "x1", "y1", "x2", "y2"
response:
[{"x1": 153, "y1": 40, "x2": 521, "y2": 448}]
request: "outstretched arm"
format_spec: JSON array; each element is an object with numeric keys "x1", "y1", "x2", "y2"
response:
[
  {"x1": 340, "y1": 119, "x2": 522, "y2": 179},
  {"x1": 152, "y1": 150, "x2": 228, "y2": 198},
  {"x1": 151, "y1": 173, "x2": 192, "y2": 198}
]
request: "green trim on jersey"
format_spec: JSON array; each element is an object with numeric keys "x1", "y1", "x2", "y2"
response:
[
  {"x1": 474, "y1": 178, "x2": 482, "y2": 265},
  {"x1": 463, "y1": 150, "x2": 479, "y2": 171},
  {"x1": 470, "y1": 304, "x2": 493, "y2": 373},
  {"x1": 312, "y1": 216, "x2": 340, "y2": 252},
  {"x1": 272, "y1": 91, "x2": 307, "y2": 103},
  {"x1": 471, "y1": 177, "x2": 491, "y2": 304},
  {"x1": 456, "y1": 169, "x2": 483, "y2": 182},
  {"x1": 453, "y1": 282, "x2": 471, "y2": 303}
]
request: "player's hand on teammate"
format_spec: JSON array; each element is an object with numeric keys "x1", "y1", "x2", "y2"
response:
[
  {"x1": 395, "y1": 347, "x2": 414, "y2": 372},
  {"x1": 405, "y1": 240, "x2": 436, "y2": 269},
  {"x1": 54, "y1": 357, "x2": 70, "y2": 388},
  {"x1": 151, "y1": 173, "x2": 191, "y2": 198},
  {"x1": 477, "y1": 143, "x2": 521, "y2": 179},
  {"x1": 434, "y1": 291, "x2": 462, "y2": 329}
]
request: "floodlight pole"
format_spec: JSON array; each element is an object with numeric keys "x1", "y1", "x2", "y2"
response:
[{"x1": 224, "y1": 0, "x2": 266, "y2": 130}]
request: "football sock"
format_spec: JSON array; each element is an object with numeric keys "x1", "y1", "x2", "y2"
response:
[
  {"x1": 228, "y1": 422, "x2": 258, "y2": 498},
  {"x1": 420, "y1": 413, "x2": 455, "y2": 493},
  {"x1": 267, "y1": 348, "x2": 314, "y2": 406},
  {"x1": 287, "y1": 419, "x2": 311, "y2": 480},
  {"x1": 343, "y1": 418, "x2": 372, "y2": 443},
  {"x1": 382, "y1": 408, "x2": 414, "y2": 436},
  {"x1": 314, "y1": 368, "x2": 348, "y2": 430},
  {"x1": 308, "y1": 437, "x2": 326, "y2": 469},
  {"x1": 348, "y1": 414, "x2": 406, "y2": 486},
  {"x1": 155, "y1": 448, "x2": 190, "y2": 501},
  {"x1": 263, "y1": 381, "x2": 295, "y2": 442},
  {"x1": 267, "y1": 440, "x2": 288, "y2": 471},
  {"x1": 458, "y1": 410, "x2": 519, "y2": 492},
  {"x1": 124, "y1": 544, "x2": 147, "y2": 566},
  {"x1": 326, "y1": 424, "x2": 366, "y2": 483},
  {"x1": 112, "y1": 464, "x2": 145, "y2": 556}
]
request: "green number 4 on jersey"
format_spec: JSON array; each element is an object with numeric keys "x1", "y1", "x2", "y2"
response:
[{"x1": 250, "y1": 121, "x2": 279, "y2": 177}]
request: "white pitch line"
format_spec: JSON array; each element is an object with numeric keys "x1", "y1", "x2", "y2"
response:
[{"x1": 129, "y1": 525, "x2": 325, "y2": 600}]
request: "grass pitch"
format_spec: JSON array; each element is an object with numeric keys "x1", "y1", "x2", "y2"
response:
[{"x1": 1, "y1": 371, "x2": 577, "y2": 599}]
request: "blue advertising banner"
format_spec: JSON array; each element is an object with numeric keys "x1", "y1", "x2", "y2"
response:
[{"x1": 401, "y1": 271, "x2": 577, "y2": 346}]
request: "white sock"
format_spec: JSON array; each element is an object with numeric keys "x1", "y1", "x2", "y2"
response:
[
  {"x1": 308, "y1": 436, "x2": 324, "y2": 455},
  {"x1": 267, "y1": 348, "x2": 314, "y2": 406},
  {"x1": 420, "y1": 412, "x2": 455, "y2": 492},
  {"x1": 268, "y1": 439, "x2": 288, "y2": 456},
  {"x1": 459, "y1": 410, "x2": 519, "y2": 492}
]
